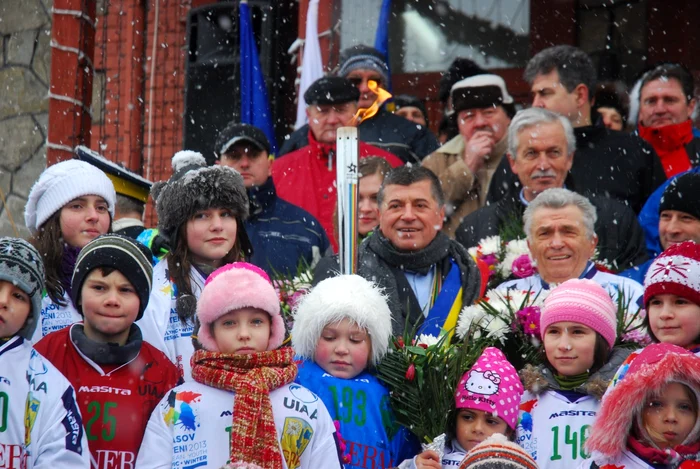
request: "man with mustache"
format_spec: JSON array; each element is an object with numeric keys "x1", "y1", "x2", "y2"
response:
[
  {"x1": 422, "y1": 74, "x2": 515, "y2": 237},
  {"x1": 487, "y1": 45, "x2": 666, "y2": 214},
  {"x1": 457, "y1": 108, "x2": 648, "y2": 271}
]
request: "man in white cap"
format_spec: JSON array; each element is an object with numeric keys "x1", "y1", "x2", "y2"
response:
[{"x1": 422, "y1": 74, "x2": 514, "y2": 236}]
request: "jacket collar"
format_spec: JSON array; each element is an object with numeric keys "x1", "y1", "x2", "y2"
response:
[
  {"x1": 247, "y1": 177, "x2": 276, "y2": 217},
  {"x1": 638, "y1": 119, "x2": 694, "y2": 152},
  {"x1": 520, "y1": 346, "x2": 632, "y2": 399},
  {"x1": 307, "y1": 128, "x2": 336, "y2": 159}
]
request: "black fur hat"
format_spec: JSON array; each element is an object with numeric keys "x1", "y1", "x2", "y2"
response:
[{"x1": 151, "y1": 151, "x2": 251, "y2": 252}]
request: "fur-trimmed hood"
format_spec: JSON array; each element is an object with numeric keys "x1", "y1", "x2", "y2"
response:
[
  {"x1": 152, "y1": 151, "x2": 249, "y2": 244},
  {"x1": 586, "y1": 343, "x2": 700, "y2": 462},
  {"x1": 519, "y1": 346, "x2": 632, "y2": 400}
]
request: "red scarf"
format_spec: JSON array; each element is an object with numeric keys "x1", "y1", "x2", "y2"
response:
[
  {"x1": 627, "y1": 434, "x2": 700, "y2": 465},
  {"x1": 639, "y1": 120, "x2": 694, "y2": 177},
  {"x1": 191, "y1": 347, "x2": 297, "y2": 469}
]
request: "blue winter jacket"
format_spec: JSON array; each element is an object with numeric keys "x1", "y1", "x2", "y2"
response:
[{"x1": 245, "y1": 178, "x2": 329, "y2": 276}]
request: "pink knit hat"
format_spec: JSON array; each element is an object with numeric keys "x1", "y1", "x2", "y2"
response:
[
  {"x1": 196, "y1": 262, "x2": 285, "y2": 352},
  {"x1": 455, "y1": 347, "x2": 524, "y2": 430},
  {"x1": 644, "y1": 241, "x2": 700, "y2": 308},
  {"x1": 540, "y1": 278, "x2": 617, "y2": 348}
]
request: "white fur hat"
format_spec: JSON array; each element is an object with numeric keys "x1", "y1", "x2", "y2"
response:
[
  {"x1": 24, "y1": 159, "x2": 116, "y2": 234},
  {"x1": 291, "y1": 275, "x2": 393, "y2": 366}
]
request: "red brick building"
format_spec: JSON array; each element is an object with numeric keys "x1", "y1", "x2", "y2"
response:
[{"x1": 47, "y1": 0, "x2": 700, "y2": 225}]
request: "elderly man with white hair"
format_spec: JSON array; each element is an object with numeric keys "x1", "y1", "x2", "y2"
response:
[
  {"x1": 498, "y1": 187, "x2": 643, "y2": 308},
  {"x1": 457, "y1": 107, "x2": 648, "y2": 271}
]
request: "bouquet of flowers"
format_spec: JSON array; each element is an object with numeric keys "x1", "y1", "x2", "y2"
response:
[
  {"x1": 468, "y1": 236, "x2": 537, "y2": 289},
  {"x1": 376, "y1": 331, "x2": 488, "y2": 444},
  {"x1": 456, "y1": 288, "x2": 547, "y2": 370}
]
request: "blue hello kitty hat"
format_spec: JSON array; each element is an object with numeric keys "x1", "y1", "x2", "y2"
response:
[{"x1": 455, "y1": 347, "x2": 524, "y2": 430}]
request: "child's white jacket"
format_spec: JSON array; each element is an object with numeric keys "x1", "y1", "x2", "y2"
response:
[
  {"x1": 137, "y1": 259, "x2": 206, "y2": 380},
  {"x1": 401, "y1": 439, "x2": 468, "y2": 468},
  {"x1": 516, "y1": 348, "x2": 631, "y2": 469},
  {"x1": 30, "y1": 292, "x2": 80, "y2": 344},
  {"x1": 136, "y1": 380, "x2": 343, "y2": 469},
  {"x1": 0, "y1": 336, "x2": 89, "y2": 467},
  {"x1": 578, "y1": 450, "x2": 656, "y2": 469}
]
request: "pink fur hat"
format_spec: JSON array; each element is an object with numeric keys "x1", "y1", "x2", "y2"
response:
[
  {"x1": 586, "y1": 343, "x2": 700, "y2": 463},
  {"x1": 196, "y1": 262, "x2": 285, "y2": 352}
]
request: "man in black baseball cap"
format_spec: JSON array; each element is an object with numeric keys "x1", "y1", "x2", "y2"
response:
[{"x1": 216, "y1": 122, "x2": 330, "y2": 276}]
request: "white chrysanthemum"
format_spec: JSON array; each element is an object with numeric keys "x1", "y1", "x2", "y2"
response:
[
  {"x1": 468, "y1": 246, "x2": 478, "y2": 258},
  {"x1": 478, "y1": 235, "x2": 502, "y2": 256},
  {"x1": 456, "y1": 305, "x2": 487, "y2": 339},
  {"x1": 485, "y1": 316, "x2": 509, "y2": 343},
  {"x1": 416, "y1": 334, "x2": 440, "y2": 348},
  {"x1": 505, "y1": 238, "x2": 529, "y2": 256}
]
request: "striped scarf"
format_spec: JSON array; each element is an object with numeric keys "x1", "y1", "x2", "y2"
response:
[{"x1": 191, "y1": 347, "x2": 297, "y2": 469}]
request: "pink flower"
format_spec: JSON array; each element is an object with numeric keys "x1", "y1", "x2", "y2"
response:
[
  {"x1": 480, "y1": 253, "x2": 499, "y2": 268},
  {"x1": 287, "y1": 290, "x2": 307, "y2": 309},
  {"x1": 512, "y1": 254, "x2": 536, "y2": 278},
  {"x1": 517, "y1": 306, "x2": 541, "y2": 336}
]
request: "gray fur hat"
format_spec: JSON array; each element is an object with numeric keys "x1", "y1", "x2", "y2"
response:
[
  {"x1": 0, "y1": 237, "x2": 45, "y2": 340},
  {"x1": 152, "y1": 151, "x2": 251, "y2": 250}
]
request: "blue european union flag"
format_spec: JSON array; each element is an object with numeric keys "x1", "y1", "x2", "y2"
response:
[{"x1": 239, "y1": 2, "x2": 278, "y2": 154}]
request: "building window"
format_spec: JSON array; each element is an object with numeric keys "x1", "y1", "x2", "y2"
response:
[{"x1": 340, "y1": 0, "x2": 530, "y2": 73}]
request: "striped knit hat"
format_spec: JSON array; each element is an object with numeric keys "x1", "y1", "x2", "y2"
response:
[
  {"x1": 0, "y1": 238, "x2": 45, "y2": 339},
  {"x1": 644, "y1": 241, "x2": 700, "y2": 308},
  {"x1": 71, "y1": 234, "x2": 153, "y2": 320},
  {"x1": 541, "y1": 278, "x2": 617, "y2": 348},
  {"x1": 458, "y1": 433, "x2": 538, "y2": 469}
]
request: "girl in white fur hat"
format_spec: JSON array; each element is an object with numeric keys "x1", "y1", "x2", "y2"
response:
[
  {"x1": 24, "y1": 159, "x2": 116, "y2": 343},
  {"x1": 292, "y1": 275, "x2": 420, "y2": 469}
]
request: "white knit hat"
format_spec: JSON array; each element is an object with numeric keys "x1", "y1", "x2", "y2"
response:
[
  {"x1": 291, "y1": 275, "x2": 393, "y2": 366},
  {"x1": 24, "y1": 159, "x2": 116, "y2": 233}
]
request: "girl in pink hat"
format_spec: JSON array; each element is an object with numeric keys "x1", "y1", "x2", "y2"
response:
[
  {"x1": 517, "y1": 278, "x2": 632, "y2": 469},
  {"x1": 137, "y1": 262, "x2": 343, "y2": 469},
  {"x1": 409, "y1": 347, "x2": 524, "y2": 469},
  {"x1": 581, "y1": 343, "x2": 700, "y2": 469}
]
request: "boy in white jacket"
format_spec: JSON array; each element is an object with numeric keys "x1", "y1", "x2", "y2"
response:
[
  {"x1": 137, "y1": 262, "x2": 342, "y2": 469},
  {"x1": 0, "y1": 237, "x2": 89, "y2": 468}
]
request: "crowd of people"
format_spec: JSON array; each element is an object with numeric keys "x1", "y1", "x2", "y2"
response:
[{"x1": 2, "y1": 42, "x2": 700, "y2": 469}]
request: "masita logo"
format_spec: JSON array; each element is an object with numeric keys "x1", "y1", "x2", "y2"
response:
[{"x1": 79, "y1": 386, "x2": 131, "y2": 395}]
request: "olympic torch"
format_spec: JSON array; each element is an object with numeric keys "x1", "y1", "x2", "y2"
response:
[{"x1": 336, "y1": 127, "x2": 359, "y2": 275}]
